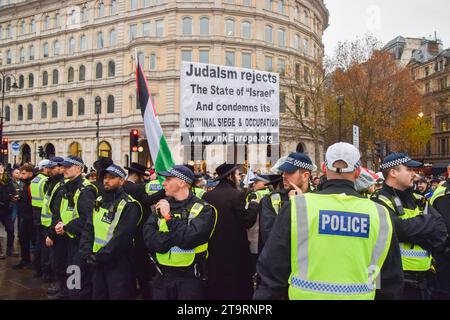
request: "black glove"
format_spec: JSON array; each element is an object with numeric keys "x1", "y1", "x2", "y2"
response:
[{"x1": 86, "y1": 253, "x2": 98, "y2": 266}]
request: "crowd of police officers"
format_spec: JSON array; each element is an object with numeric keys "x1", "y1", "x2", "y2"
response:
[{"x1": 0, "y1": 142, "x2": 450, "y2": 300}]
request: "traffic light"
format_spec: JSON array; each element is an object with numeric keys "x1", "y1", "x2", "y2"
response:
[
  {"x1": 38, "y1": 146, "x2": 46, "y2": 158},
  {"x1": 2, "y1": 138, "x2": 8, "y2": 153},
  {"x1": 130, "y1": 129, "x2": 139, "y2": 152}
]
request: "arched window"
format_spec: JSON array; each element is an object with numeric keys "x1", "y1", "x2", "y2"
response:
[
  {"x1": 51, "y1": 101, "x2": 58, "y2": 118},
  {"x1": 41, "y1": 102, "x2": 47, "y2": 119},
  {"x1": 242, "y1": 21, "x2": 251, "y2": 39},
  {"x1": 52, "y1": 69, "x2": 59, "y2": 84},
  {"x1": 69, "y1": 142, "x2": 82, "y2": 157},
  {"x1": 43, "y1": 42, "x2": 49, "y2": 58},
  {"x1": 18, "y1": 105, "x2": 23, "y2": 121},
  {"x1": 78, "y1": 98, "x2": 85, "y2": 116},
  {"x1": 68, "y1": 67, "x2": 74, "y2": 83},
  {"x1": 29, "y1": 45, "x2": 35, "y2": 60},
  {"x1": 96, "y1": 62, "x2": 103, "y2": 79},
  {"x1": 66, "y1": 99, "x2": 73, "y2": 117},
  {"x1": 225, "y1": 19, "x2": 235, "y2": 36},
  {"x1": 182, "y1": 17, "x2": 192, "y2": 35},
  {"x1": 5, "y1": 106, "x2": 11, "y2": 122},
  {"x1": 27, "y1": 104, "x2": 33, "y2": 120},
  {"x1": 97, "y1": 32, "x2": 104, "y2": 48},
  {"x1": 53, "y1": 40, "x2": 60, "y2": 56},
  {"x1": 108, "y1": 61, "x2": 115, "y2": 77},
  {"x1": 18, "y1": 75, "x2": 24, "y2": 89},
  {"x1": 80, "y1": 35, "x2": 87, "y2": 51},
  {"x1": 79, "y1": 65, "x2": 86, "y2": 81},
  {"x1": 200, "y1": 17, "x2": 209, "y2": 35},
  {"x1": 99, "y1": 141, "x2": 112, "y2": 158},
  {"x1": 42, "y1": 71, "x2": 48, "y2": 86},
  {"x1": 109, "y1": 29, "x2": 117, "y2": 46},
  {"x1": 107, "y1": 95, "x2": 114, "y2": 113},
  {"x1": 28, "y1": 73, "x2": 34, "y2": 88},
  {"x1": 98, "y1": 2, "x2": 105, "y2": 17},
  {"x1": 68, "y1": 37, "x2": 75, "y2": 54}
]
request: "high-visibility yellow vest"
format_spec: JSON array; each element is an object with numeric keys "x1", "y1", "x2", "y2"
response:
[
  {"x1": 429, "y1": 184, "x2": 449, "y2": 207},
  {"x1": 92, "y1": 195, "x2": 142, "y2": 253},
  {"x1": 269, "y1": 192, "x2": 282, "y2": 214},
  {"x1": 288, "y1": 193, "x2": 392, "y2": 300},
  {"x1": 60, "y1": 178, "x2": 98, "y2": 238},
  {"x1": 41, "y1": 180, "x2": 65, "y2": 227},
  {"x1": 246, "y1": 188, "x2": 270, "y2": 203},
  {"x1": 30, "y1": 173, "x2": 48, "y2": 208},
  {"x1": 376, "y1": 193, "x2": 432, "y2": 272},
  {"x1": 193, "y1": 187, "x2": 206, "y2": 199},
  {"x1": 156, "y1": 202, "x2": 217, "y2": 267},
  {"x1": 146, "y1": 180, "x2": 163, "y2": 195}
]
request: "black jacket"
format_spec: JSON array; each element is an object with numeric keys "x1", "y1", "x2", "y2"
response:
[
  {"x1": 253, "y1": 179, "x2": 402, "y2": 300},
  {"x1": 79, "y1": 188, "x2": 142, "y2": 264},
  {"x1": 18, "y1": 178, "x2": 33, "y2": 221},
  {"x1": 143, "y1": 192, "x2": 216, "y2": 266}
]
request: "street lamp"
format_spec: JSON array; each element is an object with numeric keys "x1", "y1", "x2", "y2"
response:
[
  {"x1": 0, "y1": 70, "x2": 18, "y2": 165},
  {"x1": 336, "y1": 95, "x2": 345, "y2": 142},
  {"x1": 95, "y1": 97, "x2": 101, "y2": 159}
]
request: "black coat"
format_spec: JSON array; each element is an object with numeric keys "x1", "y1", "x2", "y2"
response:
[{"x1": 203, "y1": 179, "x2": 257, "y2": 300}]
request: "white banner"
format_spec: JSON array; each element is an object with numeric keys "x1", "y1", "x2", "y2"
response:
[{"x1": 180, "y1": 62, "x2": 279, "y2": 145}]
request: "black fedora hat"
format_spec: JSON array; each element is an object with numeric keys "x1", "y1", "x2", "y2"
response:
[
  {"x1": 124, "y1": 162, "x2": 149, "y2": 176},
  {"x1": 213, "y1": 163, "x2": 241, "y2": 181}
]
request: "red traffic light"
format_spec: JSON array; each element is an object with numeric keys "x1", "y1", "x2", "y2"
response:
[
  {"x1": 131, "y1": 146, "x2": 138, "y2": 152},
  {"x1": 132, "y1": 130, "x2": 139, "y2": 136},
  {"x1": 2, "y1": 138, "x2": 8, "y2": 144}
]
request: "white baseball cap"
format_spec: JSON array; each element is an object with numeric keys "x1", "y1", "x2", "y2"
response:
[
  {"x1": 325, "y1": 143, "x2": 361, "y2": 173},
  {"x1": 38, "y1": 159, "x2": 50, "y2": 170}
]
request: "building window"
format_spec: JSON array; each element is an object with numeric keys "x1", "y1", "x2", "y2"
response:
[
  {"x1": 28, "y1": 74, "x2": 34, "y2": 88},
  {"x1": 150, "y1": 54, "x2": 157, "y2": 70},
  {"x1": 156, "y1": 19, "x2": 164, "y2": 37},
  {"x1": 52, "y1": 101, "x2": 58, "y2": 118},
  {"x1": 266, "y1": 0, "x2": 272, "y2": 10},
  {"x1": 295, "y1": 34, "x2": 301, "y2": 49},
  {"x1": 43, "y1": 42, "x2": 49, "y2": 58},
  {"x1": 55, "y1": 13, "x2": 61, "y2": 27},
  {"x1": 6, "y1": 50, "x2": 12, "y2": 64},
  {"x1": 44, "y1": 16, "x2": 50, "y2": 30},
  {"x1": 96, "y1": 63, "x2": 103, "y2": 79},
  {"x1": 242, "y1": 21, "x2": 251, "y2": 39},
  {"x1": 19, "y1": 47, "x2": 25, "y2": 63},
  {"x1": 42, "y1": 71, "x2": 48, "y2": 86},
  {"x1": 108, "y1": 61, "x2": 115, "y2": 77},
  {"x1": 304, "y1": 66, "x2": 309, "y2": 84},
  {"x1": 265, "y1": 25, "x2": 273, "y2": 43},
  {"x1": 97, "y1": 32, "x2": 104, "y2": 48},
  {"x1": 225, "y1": 51, "x2": 235, "y2": 66},
  {"x1": 53, "y1": 40, "x2": 60, "y2": 56},
  {"x1": 129, "y1": 24, "x2": 137, "y2": 41},
  {"x1": 98, "y1": 2, "x2": 105, "y2": 17},
  {"x1": 242, "y1": 52, "x2": 252, "y2": 69},
  {"x1": 81, "y1": 7, "x2": 88, "y2": 21},
  {"x1": 279, "y1": 92, "x2": 286, "y2": 113},
  {"x1": 278, "y1": 0, "x2": 284, "y2": 14},
  {"x1": 78, "y1": 98, "x2": 85, "y2": 116},
  {"x1": 79, "y1": 65, "x2": 86, "y2": 81},
  {"x1": 142, "y1": 23, "x2": 150, "y2": 37},
  {"x1": 27, "y1": 104, "x2": 33, "y2": 120},
  {"x1": 107, "y1": 95, "x2": 114, "y2": 113},
  {"x1": 265, "y1": 56, "x2": 273, "y2": 72},
  {"x1": 138, "y1": 52, "x2": 145, "y2": 66},
  {"x1": 181, "y1": 50, "x2": 192, "y2": 62},
  {"x1": 295, "y1": 96, "x2": 301, "y2": 114},
  {"x1": 303, "y1": 38, "x2": 309, "y2": 55},
  {"x1": 5, "y1": 106, "x2": 10, "y2": 122},
  {"x1": 30, "y1": 19, "x2": 36, "y2": 33},
  {"x1": 304, "y1": 99, "x2": 309, "y2": 117},
  {"x1": 69, "y1": 142, "x2": 82, "y2": 157},
  {"x1": 278, "y1": 58, "x2": 286, "y2": 76},
  {"x1": 200, "y1": 17, "x2": 209, "y2": 35},
  {"x1": 130, "y1": 0, "x2": 138, "y2": 10},
  {"x1": 182, "y1": 17, "x2": 192, "y2": 35},
  {"x1": 53, "y1": 70, "x2": 59, "y2": 84},
  {"x1": 18, "y1": 75, "x2": 24, "y2": 89},
  {"x1": 278, "y1": 29, "x2": 285, "y2": 47},
  {"x1": 68, "y1": 67, "x2": 74, "y2": 83},
  {"x1": 199, "y1": 50, "x2": 209, "y2": 64},
  {"x1": 143, "y1": 0, "x2": 151, "y2": 7},
  {"x1": 68, "y1": 37, "x2": 75, "y2": 54},
  {"x1": 225, "y1": 19, "x2": 235, "y2": 36},
  {"x1": 99, "y1": 141, "x2": 112, "y2": 158},
  {"x1": 20, "y1": 21, "x2": 25, "y2": 35},
  {"x1": 111, "y1": 0, "x2": 117, "y2": 15},
  {"x1": 80, "y1": 35, "x2": 87, "y2": 51},
  {"x1": 66, "y1": 99, "x2": 73, "y2": 117},
  {"x1": 29, "y1": 45, "x2": 35, "y2": 60},
  {"x1": 41, "y1": 102, "x2": 47, "y2": 119},
  {"x1": 18, "y1": 105, "x2": 23, "y2": 121}
]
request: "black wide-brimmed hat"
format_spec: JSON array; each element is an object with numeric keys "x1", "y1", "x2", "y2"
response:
[
  {"x1": 124, "y1": 162, "x2": 149, "y2": 176},
  {"x1": 213, "y1": 163, "x2": 241, "y2": 181},
  {"x1": 93, "y1": 157, "x2": 113, "y2": 173}
]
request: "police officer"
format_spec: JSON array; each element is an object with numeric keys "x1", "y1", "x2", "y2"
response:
[
  {"x1": 145, "y1": 171, "x2": 163, "y2": 195},
  {"x1": 372, "y1": 153, "x2": 447, "y2": 299},
  {"x1": 429, "y1": 163, "x2": 450, "y2": 298},
  {"x1": 143, "y1": 165, "x2": 217, "y2": 300},
  {"x1": 29, "y1": 160, "x2": 50, "y2": 278},
  {"x1": 254, "y1": 143, "x2": 393, "y2": 300},
  {"x1": 258, "y1": 152, "x2": 315, "y2": 252},
  {"x1": 192, "y1": 174, "x2": 206, "y2": 199},
  {"x1": 80, "y1": 165, "x2": 142, "y2": 300},
  {"x1": 49, "y1": 156, "x2": 97, "y2": 299}
]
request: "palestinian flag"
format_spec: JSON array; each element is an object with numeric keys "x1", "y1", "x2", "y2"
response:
[{"x1": 136, "y1": 60, "x2": 174, "y2": 181}]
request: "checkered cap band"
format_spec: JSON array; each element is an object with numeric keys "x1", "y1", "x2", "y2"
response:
[
  {"x1": 168, "y1": 168, "x2": 193, "y2": 185},
  {"x1": 285, "y1": 157, "x2": 314, "y2": 171},
  {"x1": 64, "y1": 157, "x2": 84, "y2": 168},
  {"x1": 380, "y1": 156, "x2": 411, "y2": 170},
  {"x1": 107, "y1": 166, "x2": 126, "y2": 179}
]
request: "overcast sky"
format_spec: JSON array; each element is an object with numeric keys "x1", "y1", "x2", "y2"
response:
[{"x1": 323, "y1": 0, "x2": 450, "y2": 58}]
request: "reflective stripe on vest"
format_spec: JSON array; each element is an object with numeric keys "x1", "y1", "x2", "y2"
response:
[
  {"x1": 30, "y1": 174, "x2": 48, "y2": 208},
  {"x1": 270, "y1": 193, "x2": 282, "y2": 214},
  {"x1": 146, "y1": 180, "x2": 163, "y2": 195},
  {"x1": 376, "y1": 194, "x2": 432, "y2": 272},
  {"x1": 193, "y1": 187, "x2": 206, "y2": 199},
  {"x1": 60, "y1": 179, "x2": 97, "y2": 238},
  {"x1": 92, "y1": 195, "x2": 142, "y2": 253},
  {"x1": 429, "y1": 185, "x2": 448, "y2": 207},
  {"x1": 288, "y1": 194, "x2": 392, "y2": 300},
  {"x1": 246, "y1": 188, "x2": 271, "y2": 204},
  {"x1": 41, "y1": 181, "x2": 62, "y2": 227},
  {"x1": 156, "y1": 202, "x2": 217, "y2": 267}
]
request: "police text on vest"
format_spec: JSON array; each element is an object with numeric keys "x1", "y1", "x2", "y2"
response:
[{"x1": 319, "y1": 211, "x2": 370, "y2": 238}]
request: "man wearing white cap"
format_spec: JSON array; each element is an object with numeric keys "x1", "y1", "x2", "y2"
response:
[
  {"x1": 29, "y1": 160, "x2": 50, "y2": 278},
  {"x1": 254, "y1": 143, "x2": 393, "y2": 300}
]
